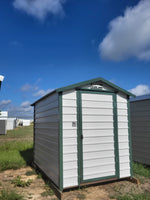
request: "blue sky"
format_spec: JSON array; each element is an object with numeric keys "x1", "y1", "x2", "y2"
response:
[{"x1": 1, "y1": 0, "x2": 150, "y2": 118}]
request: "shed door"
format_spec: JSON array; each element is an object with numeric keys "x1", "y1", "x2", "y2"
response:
[{"x1": 79, "y1": 91, "x2": 118, "y2": 183}]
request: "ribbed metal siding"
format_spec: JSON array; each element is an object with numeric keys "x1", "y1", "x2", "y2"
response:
[
  {"x1": 62, "y1": 90, "x2": 78, "y2": 188},
  {"x1": 81, "y1": 93, "x2": 116, "y2": 180},
  {"x1": 34, "y1": 92, "x2": 59, "y2": 187},
  {"x1": 130, "y1": 99, "x2": 150, "y2": 165},
  {"x1": 0, "y1": 120, "x2": 7, "y2": 135},
  {"x1": 117, "y1": 94, "x2": 131, "y2": 178}
]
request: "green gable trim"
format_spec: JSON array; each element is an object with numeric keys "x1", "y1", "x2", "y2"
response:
[
  {"x1": 31, "y1": 77, "x2": 135, "y2": 106},
  {"x1": 56, "y1": 77, "x2": 135, "y2": 97}
]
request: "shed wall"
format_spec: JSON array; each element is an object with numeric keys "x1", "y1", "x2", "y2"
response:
[
  {"x1": 117, "y1": 94, "x2": 131, "y2": 178},
  {"x1": 62, "y1": 90, "x2": 131, "y2": 188},
  {"x1": 62, "y1": 90, "x2": 78, "y2": 188},
  {"x1": 0, "y1": 120, "x2": 7, "y2": 135},
  {"x1": 7, "y1": 118, "x2": 16, "y2": 130},
  {"x1": 130, "y1": 99, "x2": 150, "y2": 165},
  {"x1": 34, "y1": 92, "x2": 59, "y2": 187}
]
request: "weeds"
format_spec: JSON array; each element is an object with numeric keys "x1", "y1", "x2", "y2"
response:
[
  {"x1": 133, "y1": 162, "x2": 150, "y2": 178},
  {"x1": 76, "y1": 192, "x2": 86, "y2": 199},
  {"x1": 41, "y1": 190, "x2": 54, "y2": 197},
  {"x1": 11, "y1": 176, "x2": 32, "y2": 187},
  {"x1": 116, "y1": 192, "x2": 150, "y2": 200},
  {"x1": 41, "y1": 184, "x2": 54, "y2": 197},
  {"x1": 0, "y1": 190, "x2": 24, "y2": 200},
  {"x1": 25, "y1": 170, "x2": 36, "y2": 176},
  {"x1": 37, "y1": 173, "x2": 42, "y2": 179}
]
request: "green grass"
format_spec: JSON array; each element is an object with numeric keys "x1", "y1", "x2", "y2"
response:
[
  {"x1": 116, "y1": 193, "x2": 150, "y2": 200},
  {"x1": 133, "y1": 162, "x2": 150, "y2": 178},
  {"x1": 0, "y1": 126, "x2": 33, "y2": 171},
  {"x1": 0, "y1": 190, "x2": 24, "y2": 200},
  {"x1": 0, "y1": 125, "x2": 33, "y2": 139}
]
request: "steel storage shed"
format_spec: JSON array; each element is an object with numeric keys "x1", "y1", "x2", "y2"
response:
[
  {"x1": 130, "y1": 94, "x2": 150, "y2": 165},
  {"x1": 31, "y1": 77, "x2": 135, "y2": 197}
]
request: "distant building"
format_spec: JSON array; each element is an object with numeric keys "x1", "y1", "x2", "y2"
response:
[
  {"x1": 0, "y1": 111, "x2": 31, "y2": 131},
  {"x1": 17, "y1": 119, "x2": 31, "y2": 127},
  {"x1": 0, "y1": 111, "x2": 8, "y2": 120}
]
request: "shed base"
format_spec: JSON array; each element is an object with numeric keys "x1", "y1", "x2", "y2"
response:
[
  {"x1": 33, "y1": 162, "x2": 63, "y2": 200},
  {"x1": 33, "y1": 163, "x2": 135, "y2": 200}
]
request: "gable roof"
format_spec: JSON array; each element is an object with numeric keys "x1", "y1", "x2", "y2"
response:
[{"x1": 31, "y1": 77, "x2": 136, "y2": 106}]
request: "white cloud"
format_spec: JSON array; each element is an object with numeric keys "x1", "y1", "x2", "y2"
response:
[
  {"x1": 99, "y1": 0, "x2": 150, "y2": 61},
  {"x1": 20, "y1": 101, "x2": 31, "y2": 107},
  {"x1": 13, "y1": 0, "x2": 68, "y2": 21},
  {"x1": 0, "y1": 100, "x2": 12, "y2": 109},
  {"x1": 33, "y1": 89, "x2": 53, "y2": 97},
  {"x1": 21, "y1": 83, "x2": 38, "y2": 92},
  {"x1": 129, "y1": 84, "x2": 150, "y2": 96},
  {"x1": 8, "y1": 101, "x2": 33, "y2": 118},
  {"x1": 0, "y1": 100, "x2": 32, "y2": 118}
]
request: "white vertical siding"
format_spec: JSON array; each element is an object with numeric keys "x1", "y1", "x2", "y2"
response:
[
  {"x1": 117, "y1": 93, "x2": 131, "y2": 178},
  {"x1": 34, "y1": 92, "x2": 59, "y2": 187},
  {"x1": 62, "y1": 90, "x2": 78, "y2": 188},
  {"x1": 82, "y1": 93, "x2": 116, "y2": 180}
]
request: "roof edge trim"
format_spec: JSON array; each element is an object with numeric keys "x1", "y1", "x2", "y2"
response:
[
  {"x1": 56, "y1": 77, "x2": 136, "y2": 97},
  {"x1": 31, "y1": 77, "x2": 136, "y2": 106}
]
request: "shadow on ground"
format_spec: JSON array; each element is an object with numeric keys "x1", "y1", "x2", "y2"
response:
[{"x1": 20, "y1": 148, "x2": 33, "y2": 166}]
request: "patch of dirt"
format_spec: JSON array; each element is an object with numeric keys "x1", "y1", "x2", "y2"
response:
[
  {"x1": 0, "y1": 168, "x2": 150, "y2": 200},
  {"x1": 0, "y1": 167, "x2": 54, "y2": 200}
]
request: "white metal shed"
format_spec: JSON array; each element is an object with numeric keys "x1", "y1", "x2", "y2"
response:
[{"x1": 31, "y1": 77, "x2": 135, "y2": 197}]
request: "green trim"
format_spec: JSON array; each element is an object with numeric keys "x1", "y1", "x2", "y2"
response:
[
  {"x1": 113, "y1": 94, "x2": 120, "y2": 178},
  {"x1": 79, "y1": 88, "x2": 115, "y2": 93},
  {"x1": 80, "y1": 90, "x2": 114, "y2": 95},
  {"x1": 31, "y1": 77, "x2": 135, "y2": 106},
  {"x1": 77, "y1": 90, "x2": 82, "y2": 185},
  {"x1": 79, "y1": 90, "x2": 118, "y2": 183},
  {"x1": 56, "y1": 77, "x2": 135, "y2": 97},
  {"x1": 59, "y1": 93, "x2": 63, "y2": 190},
  {"x1": 127, "y1": 99, "x2": 133, "y2": 177},
  {"x1": 81, "y1": 175, "x2": 116, "y2": 184}
]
